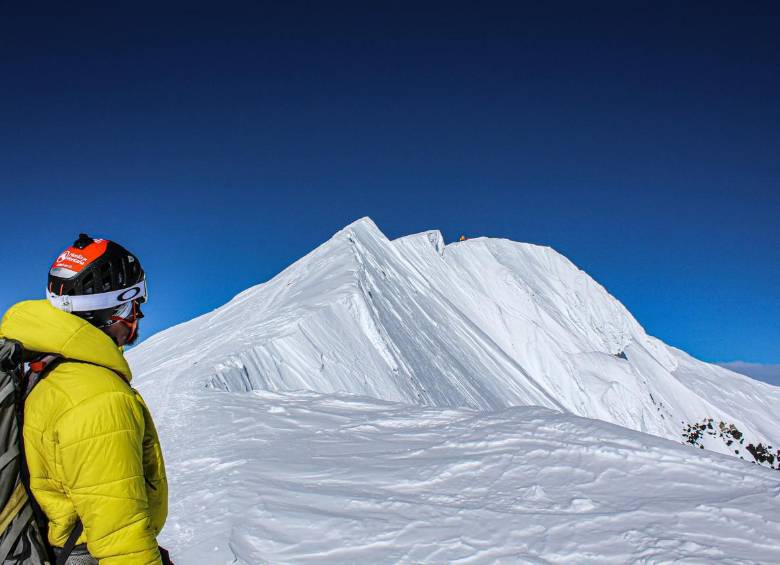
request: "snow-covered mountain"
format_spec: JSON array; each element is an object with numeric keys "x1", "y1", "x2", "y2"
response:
[
  {"x1": 129, "y1": 218, "x2": 780, "y2": 563},
  {"x1": 131, "y1": 218, "x2": 779, "y2": 465}
]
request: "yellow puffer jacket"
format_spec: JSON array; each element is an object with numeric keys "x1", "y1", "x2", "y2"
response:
[{"x1": 0, "y1": 300, "x2": 167, "y2": 564}]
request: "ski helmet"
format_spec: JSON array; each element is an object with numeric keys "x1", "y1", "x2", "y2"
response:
[{"x1": 47, "y1": 234, "x2": 147, "y2": 328}]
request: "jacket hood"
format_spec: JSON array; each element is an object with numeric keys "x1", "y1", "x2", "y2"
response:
[{"x1": 0, "y1": 300, "x2": 132, "y2": 382}]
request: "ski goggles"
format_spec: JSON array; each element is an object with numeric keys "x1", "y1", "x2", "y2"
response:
[{"x1": 47, "y1": 277, "x2": 148, "y2": 313}]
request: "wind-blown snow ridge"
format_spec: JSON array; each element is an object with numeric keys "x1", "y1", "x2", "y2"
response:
[{"x1": 131, "y1": 217, "x2": 779, "y2": 464}]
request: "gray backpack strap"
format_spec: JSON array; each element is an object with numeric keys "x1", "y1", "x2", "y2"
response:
[
  {"x1": 0, "y1": 503, "x2": 34, "y2": 560},
  {"x1": 0, "y1": 339, "x2": 55, "y2": 564}
]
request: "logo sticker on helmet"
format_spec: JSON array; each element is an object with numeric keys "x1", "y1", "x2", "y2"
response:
[{"x1": 51, "y1": 240, "x2": 109, "y2": 273}]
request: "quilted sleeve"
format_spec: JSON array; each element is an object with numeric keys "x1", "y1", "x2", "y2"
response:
[{"x1": 55, "y1": 391, "x2": 162, "y2": 564}]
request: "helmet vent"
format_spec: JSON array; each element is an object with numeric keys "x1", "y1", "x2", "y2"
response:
[{"x1": 82, "y1": 273, "x2": 95, "y2": 294}]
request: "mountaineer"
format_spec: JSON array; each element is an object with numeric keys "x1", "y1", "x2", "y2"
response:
[{"x1": 0, "y1": 234, "x2": 170, "y2": 564}]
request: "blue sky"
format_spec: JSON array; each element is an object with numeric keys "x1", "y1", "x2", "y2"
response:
[{"x1": 1, "y1": 2, "x2": 778, "y2": 381}]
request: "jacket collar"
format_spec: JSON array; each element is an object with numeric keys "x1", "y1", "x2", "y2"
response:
[{"x1": 0, "y1": 300, "x2": 132, "y2": 382}]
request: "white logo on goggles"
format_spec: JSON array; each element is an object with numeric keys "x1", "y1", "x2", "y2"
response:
[{"x1": 46, "y1": 278, "x2": 147, "y2": 313}]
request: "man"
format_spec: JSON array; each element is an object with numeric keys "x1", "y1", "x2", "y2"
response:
[{"x1": 0, "y1": 234, "x2": 169, "y2": 564}]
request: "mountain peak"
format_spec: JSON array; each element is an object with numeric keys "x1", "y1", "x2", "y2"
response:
[
  {"x1": 130, "y1": 219, "x2": 780, "y2": 468},
  {"x1": 335, "y1": 216, "x2": 385, "y2": 242}
]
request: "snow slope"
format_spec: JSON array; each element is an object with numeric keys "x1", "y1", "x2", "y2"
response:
[
  {"x1": 146, "y1": 389, "x2": 780, "y2": 564},
  {"x1": 131, "y1": 218, "x2": 780, "y2": 462}
]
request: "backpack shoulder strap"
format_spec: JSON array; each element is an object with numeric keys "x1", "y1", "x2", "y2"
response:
[{"x1": 25, "y1": 354, "x2": 64, "y2": 397}]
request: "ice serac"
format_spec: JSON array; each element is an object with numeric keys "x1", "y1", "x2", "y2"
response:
[{"x1": 129, "y1": 217, "x2": 780, "y2": 465}]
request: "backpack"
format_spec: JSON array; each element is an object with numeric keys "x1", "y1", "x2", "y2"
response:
[{"x1": 0, "y1": 338, "x2": 82, "y2": 565}]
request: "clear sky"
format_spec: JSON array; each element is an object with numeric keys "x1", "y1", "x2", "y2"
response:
[{"x1": 1, "y1": 2, "x2": 778, "y2": 379}]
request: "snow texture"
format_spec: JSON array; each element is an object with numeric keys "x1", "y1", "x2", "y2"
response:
[
  {"x1": 128, "y1": 218, "x2": 780, "y2": 563},
  {"x1": 144, "y1": 390, "x2": 780, "y2": 564}
]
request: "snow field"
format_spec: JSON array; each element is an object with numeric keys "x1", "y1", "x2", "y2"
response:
[{"x1": 152, "y1": 389, "x2": 780, "y2": 564}]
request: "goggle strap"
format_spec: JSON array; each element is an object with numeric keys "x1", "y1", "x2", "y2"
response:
[{"x1": 46, "y1": 279, "x2": 147, "y2": 313}]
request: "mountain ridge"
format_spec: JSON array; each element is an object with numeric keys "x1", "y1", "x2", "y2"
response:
[{"x1": 129, "y1": 218, "x2": 779, "y2": 467}]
